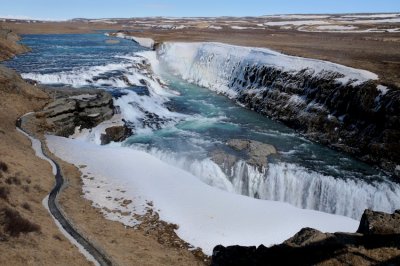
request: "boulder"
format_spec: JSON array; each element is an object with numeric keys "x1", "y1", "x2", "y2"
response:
[
  {"x1": 357, "y1": 209, "x2": 400, "y2": 235},
  {"x1": 100, "y1": 125, "x2": 132, "y2": 145}
]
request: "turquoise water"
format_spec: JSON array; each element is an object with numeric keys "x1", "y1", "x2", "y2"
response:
[{"x1": 4, "y1": 33, "x2": 399, "y2": 219}]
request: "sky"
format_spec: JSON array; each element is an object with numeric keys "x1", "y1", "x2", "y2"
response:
[{"x1": 0, "y1": 0, "x2": 399, "y2": 20}]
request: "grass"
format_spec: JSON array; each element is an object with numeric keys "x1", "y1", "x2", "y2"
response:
[
  {"x1": 0, "y1": 187, "x2": 10, "y2": 200},
  {"x1": 1, "y1": 207, "x2": 40, "y2": 236},
  {"x1": 21, "y1": 202, "x2": 32, "y2": 212},
  {"x1": 0, "y1": 161, "x2": 8, "y2": 172},
  {"x1": 5, "y1": 176, "x2": 21, "y2": 185}
]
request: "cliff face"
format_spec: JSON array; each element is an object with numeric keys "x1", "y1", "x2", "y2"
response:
[
  {"x1": 157, "y1": 42, "x2": 400, "y2": 177},
  {"x1": 234, "y1": 65, "x2": 400, "y2": 177}
]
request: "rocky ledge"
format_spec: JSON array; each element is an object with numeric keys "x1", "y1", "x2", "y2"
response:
[
  {"x1": 36, "y1": 88, "x2": 132, "y2": 143},
  {"x1": 212, "y1": 209, "x2": 400, "y2": 266}
]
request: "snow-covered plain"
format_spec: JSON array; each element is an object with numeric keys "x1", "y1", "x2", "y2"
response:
[{"x1": 46, "y1": 135, "x2": 358, "y2": 255}]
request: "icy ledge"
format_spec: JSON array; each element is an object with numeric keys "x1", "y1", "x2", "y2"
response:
[{"x1": 157, "y1": 42, "x2": 378, "y2": 94}]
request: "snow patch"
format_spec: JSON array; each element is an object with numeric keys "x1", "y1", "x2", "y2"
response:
[
  {"x1": 115, "y1": 33, "x2": 155, "y2": 49},
  {"x1": 377, "y1": 85, "x2": 389, "y2": 95}
]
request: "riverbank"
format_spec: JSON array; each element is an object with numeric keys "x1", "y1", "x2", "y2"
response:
[{"x1": 0, "y1": 31, "x2": 91, "y2": 264}]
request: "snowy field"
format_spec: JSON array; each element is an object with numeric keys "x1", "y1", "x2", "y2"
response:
[{"x1": 47, "y1": 135, "x2": 358, "y2": 255}]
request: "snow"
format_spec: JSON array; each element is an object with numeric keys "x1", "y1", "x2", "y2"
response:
[
  {"x1": 209, "y1": 25, "x2": 222, "y2": 30},
  {"x1": 157, "y1": 42, "x2": 378, "y2": 93},
  {"x1": 352, "y1": 18, "x2": 400, "y2": 24},
  {"x1": 46, "y1": 135, "x2": 359, "y2": 255},
  {"x1": 377, "y1": 85, "x2": 389, "y2": 95},
  {"x1": 42, "y1": 196, "x2": 100, "y2": 266},
  {"x1": 342, "y1": 14, "x2": 399, "y2": 18},
  {"x1": 264, "y1": 15, "x2": 331, "y2": 19},
  {"x1": 264, "y1": 20, "x2": 330, "y2": 26},
  {"x1": 16, "y1": 117, "x2": 98, "y2": 265},
  {"x1": 115, "y1": 33, "x2": 155, "y2": 49},
  {"x1": 315, "y1": 25, "x2": 358, "y2": 31},
  {"x1": 231, "y1": 26, "x2": 264, "y2": 30}
]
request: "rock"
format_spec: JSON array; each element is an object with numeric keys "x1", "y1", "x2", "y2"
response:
[
  {"x1": 357, "y1": 209, "x2": 400, "y2": 235},
  {"x1": 226, "y1": 139, "x2": 277, "y2": 169},
  {"x1": 40, "y1": 90, "x2": 114, "y2": 137},
  {"x1": 212, "y1": 245, "x2": 257, "y2": 266},
  {"x1": 100, "y1": 125, "x2": 132, "y2": 145},
  {"x1": 211, "y1": 209, "x2": 400, "y2": 266}
]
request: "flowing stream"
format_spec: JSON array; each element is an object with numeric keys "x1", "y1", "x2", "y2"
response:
[{"x1": 5, "y1": 33, "x2": 400, "y2": 219}]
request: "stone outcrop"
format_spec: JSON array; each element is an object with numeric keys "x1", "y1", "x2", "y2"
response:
[
  {"x1": 210, "y1": 139, "x2": 276, "y2": 172},
  {"x1": 100, "y1": 125, "x2": 132, "y2": 145},
  {"x1": 38, "y1": 90, "x2": 114, "y2": 137},
  {"x1": 211, "y1": 209, "x2": 400, "y2": 266},
  {"x1": 357, "y1": 209, "x2": 400, "y2": 235}
]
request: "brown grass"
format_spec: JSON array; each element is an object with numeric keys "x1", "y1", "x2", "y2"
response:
[
  {"x1": 0, "y1": 186, "x2": 9, "y2": 200},
  {"x1": 0, "y1": 161, "x2": 8, "y2": 172},
  {"x1": 5, "y1": 176, "x2": 21, "y2": 185},
  {"x1": 1, "y1": 207, "x2": 41, "y2": 236}
]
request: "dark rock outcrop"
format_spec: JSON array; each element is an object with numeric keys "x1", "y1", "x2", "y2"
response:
[
  {"x1": 357, "y1": 209, "x2": 400, "y2": 235},
  {"x1": 100, "y1": 125, "x2": 132, "y2": 145},
  {"x1": 211, "y1": 209, "x2": 400, "y2": 266},
  {"x1": 38, "y1": 91, "x2": 114, "y2": 137},
  {"x1": 231, "y1": 66, "x2": 400, "y2": 178}
]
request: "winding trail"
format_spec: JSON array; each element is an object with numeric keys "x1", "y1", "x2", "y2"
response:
[{"x1": 16, "y1": 114, "x2": 112, "y2": 266}]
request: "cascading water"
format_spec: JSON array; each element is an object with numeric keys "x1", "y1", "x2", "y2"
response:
[{"x1": 5, "y1": 33, "x2": 400, "y2": 221}]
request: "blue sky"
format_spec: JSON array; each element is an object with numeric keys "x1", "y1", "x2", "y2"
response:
[{"x1": 1, "y1": 0, "x2": 399, "y2": 20}]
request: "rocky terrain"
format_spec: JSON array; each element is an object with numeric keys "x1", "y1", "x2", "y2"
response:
[{"x1": 212, "y1": 209, "x2": 400, "y2": 266}]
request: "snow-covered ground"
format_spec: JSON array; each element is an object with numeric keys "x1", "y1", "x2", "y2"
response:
[
  {"x1": 46, "y1": 135, "x2": 358, "y2": 255},
  {"x1": 264, "y1": 20, "x2": 330, "y2": 26},
  {"x1": 114, "y1": 33, "x2": 155, "y2": 49}
]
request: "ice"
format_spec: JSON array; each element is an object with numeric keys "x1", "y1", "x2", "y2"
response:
[
  {"x1": 46, "y1": 135, "x2": 359, "y2": 255},
  {"x1": 115, "y1": 33, "x2": 155, "y2": 49},
  {"x1": 156, "y1": 42, "x2": 378, "y2": 96}
]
